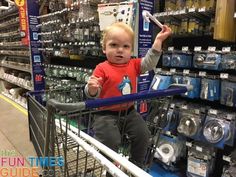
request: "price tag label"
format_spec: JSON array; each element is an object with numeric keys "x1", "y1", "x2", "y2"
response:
[
  {"x1": 182, "y1": 46, "x2": 189, "y2": 51},
  {"x1": 170, "y1": 68, "x2": 176, "y2": 73},
  {"x1": 199, "y1": 71, "x2": 206, "y2": 77},
  {"x1": 196, "y1": 146, "x2": 202, "y2": 152},
  {"x1": 155, "y1": 68, "x2": 162, "y2": 73},
  {"x1": 163, "y1": 12, "x2": 168, "y2": 16},
  {"x1": 222, "y1": 47, "x2": 231, "y2": 53},
  {"x1": 183, "y1": 69, "x2": 190, "y2": 74},
  {"x1": 220, "y1": 73, "x2": 229, "y2": 79},
  {"x1": 170, "y1": 103, "x2": 175, "y2": 108},
  {"x1": 226, "y1": 114, "x2": 233, "y2": 120},
  {"x1": 186, "y1": 142, "x2": 192, "y2": 147},
  {"x1": 208, "y1": 46, "x2": 216, "y2": 52},
  {"x1": 189, "y1": 7, "x2": 195, "y2": 12},
  {"x1": 168, "y1": 46, "x2": 174, "y2": 51},
  {"x1": 194, "y1": 46, "x2": 202, "y2": 52},
  {"x1": 199, "y1": 7, "x2": 206, "y2": 12},
  {"x1": 179, "y1": 9, "x2": 186, "y2": 14},
  {"x1": 209, "y1": 109, "x2": 217, "y2": 115},
  {"x1": 165, "y1": 131, "x2": 171, "y2": 136},
  {"x1": 223, "y1": 155, "x2": 231, "y2": 162}
]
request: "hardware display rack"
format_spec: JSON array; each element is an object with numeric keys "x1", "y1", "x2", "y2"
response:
[{"x1": 0, "y1": 6, "x2": 32, "y2": 108}]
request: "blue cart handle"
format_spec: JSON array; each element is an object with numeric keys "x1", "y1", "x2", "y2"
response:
[{"x1": 47, "y1": 85, "x2": 192, "y2": 112}]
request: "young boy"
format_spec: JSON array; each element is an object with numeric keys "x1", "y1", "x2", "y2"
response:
[{"x1": 85, "y1": 22, "x2": 171, "y2": 169}]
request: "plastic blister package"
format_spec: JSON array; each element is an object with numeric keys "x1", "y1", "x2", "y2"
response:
[
  {"x1": 187, "y1": 144, "x2": 216, "y2": 177},
  {"x1": 154, "y1": 134, "x2": 185, "y2": 168},
  {"x1": 221, "y1": 52, "x2": 236, "y2": 70},
  {"x1": 171, "y1": 51, "x2": 193, "y2": 68},
  {"x1": 200, "y1": 76, "x2": 220, "y2": 101},
  {"x1": 182, "y1": 75, "x2": 201, "y2": 99},
  {"x1": 162, "y1": 52, "x2": 172, "y2": 67},
  {"x1": 149, "y1": 71, "x2": 172, "y2": 90},
  {"x1": 220, "y1": 77, "x2": 236, "y2": 107},
  {"x1": 177, "y1": 106, "x2": 206, "y2": 140},
  {"x1": 193, "y1": 52, "x2": 222, "y2": 71},
  {"x1": 201, "y1": 110, "x2": 235, "y2": 149}
]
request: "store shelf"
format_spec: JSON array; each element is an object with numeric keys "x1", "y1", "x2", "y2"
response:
[
  {"x1": 0, "y1": 75, "x2": 32, "y2": 91},
  {"x1": 1, "y1": 92, "x2": 27, "y2": 109},
  {"x1": 0, "y1": 63, "x2": 31, "y2": 73}
]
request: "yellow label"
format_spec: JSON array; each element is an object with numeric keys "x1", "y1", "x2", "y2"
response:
[{"x1": 15, "y1": 0, "x2": 25, "y2": 7}]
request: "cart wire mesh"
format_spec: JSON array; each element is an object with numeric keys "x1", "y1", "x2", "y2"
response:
[{"x1": 27, "y1": 84, "x2": 191, "y2": 177}]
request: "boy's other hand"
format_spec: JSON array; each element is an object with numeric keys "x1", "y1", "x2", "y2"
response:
[
  {"x1": 87, "y1": 75, "x2": 102, "y2": 96},
  {"x1": 152, "y1": 25, "x2": 172, "y2": 52}
]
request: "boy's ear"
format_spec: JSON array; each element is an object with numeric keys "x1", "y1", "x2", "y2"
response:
[{"x1": 102, "y1": 49, "x2": 106, "y2": 54}]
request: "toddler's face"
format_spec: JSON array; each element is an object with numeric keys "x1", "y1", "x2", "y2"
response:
[{"x1": 103, "y1": 28, "x2": 132, "y2": 64}]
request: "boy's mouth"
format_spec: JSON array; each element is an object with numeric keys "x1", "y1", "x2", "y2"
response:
[{"x1": 116, "y1": 55, "x2": 123, "y2": 58}]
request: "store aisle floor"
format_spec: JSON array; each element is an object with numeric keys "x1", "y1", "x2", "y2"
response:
[{"x1": 0, "y1": 95, "x2": 37, "y2": 166}]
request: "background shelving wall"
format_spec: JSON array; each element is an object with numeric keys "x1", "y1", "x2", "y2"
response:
[
  {"x1": 151, "y1": 0, "x2": 236, "y2": 177},
  {"x1": 0, "y1": 6, "x2": 32, "y2": 108}
]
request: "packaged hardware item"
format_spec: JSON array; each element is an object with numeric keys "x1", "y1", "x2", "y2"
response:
[
  {"x1": 202, "y1": 110, "x2": 235, "y2": 148},
  {"x1": 171, "y1": 51, "x2": 193, "y2": 68},
  {"x1": 221, "y1": 52, "x2": 236, "y2": 70},
  {"x1": 220, "y1": 77, "x2": 236, "y2": 107},
  {"x1": 177, "y1": 105, "x2": 206, "y2": 140},
  {"x1": 193, "y1": 51, "x2": 222, "y2": 70},
  {"x1": 200, "y1": 76, "x2": 220, "y2": 101},
  {"x1": 187, "y1": 144, "x2": 215, "y2": 177}
]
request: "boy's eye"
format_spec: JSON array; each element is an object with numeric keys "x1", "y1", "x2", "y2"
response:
[
  {"x1": 124, "y1": 45, "x2": 130, "y2": 49},
  {"x1": 110, "y1": 43, "x2": 117, "y2": 47}
]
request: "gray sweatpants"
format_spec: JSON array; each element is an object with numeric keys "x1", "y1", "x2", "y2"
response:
[{"x1": 93, "y1": 109, "x2": 150, "y2": 166}]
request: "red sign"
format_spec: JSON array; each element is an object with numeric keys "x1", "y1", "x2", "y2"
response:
[{"x1": 15, "y1": 0, "x2": 29, "y2": 46}]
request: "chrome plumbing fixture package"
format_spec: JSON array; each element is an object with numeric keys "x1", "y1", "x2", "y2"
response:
[
  {"x1": 200, "y1": 76, "x2": 220, "y2": 101},
  {"x1": 162, "y1": 51, "x2": 172, "y2": 67},
  {"x1": 221, "y1": 52, "x2": 236, "y2": 70},
  {"x1": 149, "y1": 71, "x2": 172, "y2": 90},
  {"x1": 187, "y1": 144, "x2": 216, "y2": 177},
  {"x1": 171, "y1": 51, "x2": 193, "y2": 68},
  {"x1": 220, "y1": 77, "x2": 236, "y2": 107},
  {"x1": 202, "y1": 110, "x2": 235, "y2": 148},
  {"x1": 193, "y1": 52, "x2": 222, "y2": 70},
  {"x1": 154, "y1": 134, "x2": 185, "y2": 169},
  {"x1": 177, "y1": 106, "x2": 206, "y2": 140},
  {"x1": 182, "y1": 74, "x2": 201, "y2": 99}
]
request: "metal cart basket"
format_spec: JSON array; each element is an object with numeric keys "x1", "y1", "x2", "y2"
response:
[{"x1": 27, "y1": 84, "x2": 192, "y2": 177}]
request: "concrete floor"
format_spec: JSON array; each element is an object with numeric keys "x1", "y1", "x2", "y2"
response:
[{"x1": 0, "y1": 95, "x2": 37, "y2": 168}]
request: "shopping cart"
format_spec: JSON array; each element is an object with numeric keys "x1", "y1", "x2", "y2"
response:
[{"x1": 27, "y1": 84, "x2": 192, "y2": 177}]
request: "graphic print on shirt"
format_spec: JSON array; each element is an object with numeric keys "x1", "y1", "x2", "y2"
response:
[{"x1": 118, "y1": 75, "x2": 132, "y2": 95}]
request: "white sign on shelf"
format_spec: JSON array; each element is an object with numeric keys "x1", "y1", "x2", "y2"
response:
[
  {"x1": 194, "y1": 46, "x2": 202, "y2": 52},
  {"x1": 168, "y1": 46, "x2": 174, "y2": 51},
  {"x1": 208, "y1": 46, "x2": 216, "y2": 52},
  {"x1": 222, "y1": 47, "x2": 231, "y2": 52},
  {"x1": 182, "y1": 46, "x2": 189, "y2": 51},
  {"x1": 199, "y1": 7, "x2": 206, "y2": 12},
  {"x1": 220, "y1": 73, "x2": 229, "y2": 79},
  {"x1": 199, "y1": 71, "x2": 206, "y2": 77}
]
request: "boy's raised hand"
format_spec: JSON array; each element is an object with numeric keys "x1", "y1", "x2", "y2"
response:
[
  {"x1": 87, "y1": 75, "x2": 102, "y2": 96},
  {"x1": 152, "y1": 25, "x2": 172, "y2": 52}
]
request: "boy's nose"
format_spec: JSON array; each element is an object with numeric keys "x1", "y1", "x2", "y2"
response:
[{"x1": 117, "y1": 47, "x2": 123, "y2": 52}]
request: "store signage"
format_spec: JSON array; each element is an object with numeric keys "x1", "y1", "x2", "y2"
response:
[
  {"x1": 136, "y1": 0, "x2": 154, "y2": 116},
  {"x1": 15, "y1": 0, "x2": 29, "y2": 46},
  {"x1": 26, "y1": 0, "x2": 45, "y2": 91},
  {"x1": 138, "y1": 0, "x2": 154, "y2": 58}
]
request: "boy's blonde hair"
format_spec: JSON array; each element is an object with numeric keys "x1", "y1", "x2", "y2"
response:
[{"x1": 101, "y1": 22, "x2": 134, "y2": 50}]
